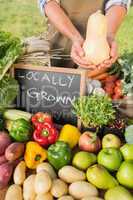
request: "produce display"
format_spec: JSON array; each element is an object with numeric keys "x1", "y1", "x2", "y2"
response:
[
  {"x1": 0, "y1": 104, "x2": 132, "y2": 200},
  {"x1": 0, "y1": 29, "x2": 133, "y2": 200}
]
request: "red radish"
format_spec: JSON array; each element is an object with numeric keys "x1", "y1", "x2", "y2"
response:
[{"x1": 79, "y1": 131, "x2": 101, "y2": 153}]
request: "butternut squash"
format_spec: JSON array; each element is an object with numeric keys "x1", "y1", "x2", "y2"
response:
[{"x1": 83, "y1": 11, "x2": 110, "y2": 65}]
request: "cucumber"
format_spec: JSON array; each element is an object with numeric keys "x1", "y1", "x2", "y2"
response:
[{"x1": 4, "y1": 109, "x2": 32, "y2": 121}]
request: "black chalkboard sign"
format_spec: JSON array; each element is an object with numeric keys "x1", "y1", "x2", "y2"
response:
[{"x1": 13, "y1": 64, "x2": 87, "y2": 126}]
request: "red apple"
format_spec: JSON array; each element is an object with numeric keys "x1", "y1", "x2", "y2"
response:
[{"x1": 79, "y1": 131, "x2": 101, "y2": 153}]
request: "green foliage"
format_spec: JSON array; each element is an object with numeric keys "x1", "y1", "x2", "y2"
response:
[
  {"x1": 72, "y1": 94, "x2": 116, "y2": 128},
  {"x1": 0, "y1": 0, "x2": 46, "y2": 38},
  {"x1": 0, "y1": 74, "x2": 19, "y2": 111},
  {"x1": 116, "y1": 7, "x2": 133, "y2": 54},
  {"x1": 118, "y1": 54, "x2": 133, "y2": 95},
  {"x1": 0, "y1": 31, "x2": 23, "y2": 80}
]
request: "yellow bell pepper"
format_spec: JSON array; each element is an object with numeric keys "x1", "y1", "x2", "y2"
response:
[
  {"x1": 58, "y1": 124, "x2": 81, "y2": 148},
  {"x1": 24, "y1": 141, "x2": 47, "y2": 169}
]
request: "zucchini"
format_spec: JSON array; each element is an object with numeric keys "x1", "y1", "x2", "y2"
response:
[{"x1": 4, "y1": 109, "x2": 32, "y2": 121}]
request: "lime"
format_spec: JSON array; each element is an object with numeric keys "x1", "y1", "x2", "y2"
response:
[{"x1": 72, "y1": 151, "x2": 96, "y2": 170}]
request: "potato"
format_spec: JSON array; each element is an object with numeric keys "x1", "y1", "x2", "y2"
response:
[
  {"x1": 0, "y1": 186, "x2": 8, "y2": 200},
  {"x1": 35, "y1": 193, "x2": 53, "y2": 200},
  {"x1": 51, "y1": 179, "x2": 68, "y2": 198},
  {"x1": 36, "y1": 162, "x2": 57, "y2": 179},
  {"x1": 69, "y1": 181, "x2": 98, "y2": 199},
  {"x1": 58, "y1": 195, "x2": 74, "y2": 200},
  {"x1": 35, "y1": 170, "x2": 52, "y2": 194},
  {"x1": 0, "y1": 154, "x2": 7, "y2": 165},
  {"x1": 0, "y1": 162, "x2": 13, "y2": 189},
  {"x1": 13, "y1": 161, "x2": 26, "y2": 185},
  {"x1": 23, "y1": 174, "x2": 36, "y2": 200},
  {"x1": 5, "y1": 184, "x2": 22, "y2": 200},
  {"x1": 82, "y1": 198, "x2": 104, "y2": 200},
  {"x1": 0, "y1": 132, "x2": 11, "y2": 155},
  {"x1": 5, "y1": 142, "x2": 25, "y2": 161},
  {"x1": 58, "y1": 166, "x2": 86, "y2": 183}
]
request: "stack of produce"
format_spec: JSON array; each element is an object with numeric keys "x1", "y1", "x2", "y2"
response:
[
  {"x1": 0, "y1": 94, "x2": 132, "y2": 200},
  {"x1": 87, "y1": 64, "x2": 123, "y2": 100}
]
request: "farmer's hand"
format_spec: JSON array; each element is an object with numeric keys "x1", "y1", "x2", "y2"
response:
[
  {"x1": 98, "y1": 36, "x2": 119, "y2": 69},
  {"x1": 71, "y1": 38, "x2": 96, "y2": 69}
]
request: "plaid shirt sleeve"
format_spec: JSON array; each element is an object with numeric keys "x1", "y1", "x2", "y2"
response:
[
  {"x1": 105, "y1": 0, "x2": 131, "y2": 11},
  {"x1": 38, "y1": 0, "x2": 60, "y2": 14}
]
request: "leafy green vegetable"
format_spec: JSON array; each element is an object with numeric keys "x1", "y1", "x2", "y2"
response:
[
  {"x1": 0, "y1": 31, "x2": 23, "y2": 80},
  {"x1": 118, "y1": 56, "x2": 133, "y2": 95},
  {"x1": 0, "y1": 74, "x2": 19, "y2": 111},
  {"x1": 72, "y1": 94, "x2": 115, "y2": 128}
]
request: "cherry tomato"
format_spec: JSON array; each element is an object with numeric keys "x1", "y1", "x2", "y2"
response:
[
  {"x1": 116, "y1": 80, "x2": 122, "y2": 87},
  {"x1": 114, "y1": 86, "x2": 122, "y2": 97}
]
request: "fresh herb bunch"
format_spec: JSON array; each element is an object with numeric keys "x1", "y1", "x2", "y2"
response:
[
  {"x1": 118, "y1": 57, "x2": 133, "y2": 95},
  {"x1": 0, "y1": 31, "x2": 23, "y2": 80},
  {"x1": 72, "y1": 94, "x2": 115, "y2": 128},
  {"x1": 0, "y1": 74, "x2": 19, "y2": 112}
]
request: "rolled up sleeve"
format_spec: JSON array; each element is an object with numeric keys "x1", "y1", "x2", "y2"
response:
[
  {"x1": 38, "y1": 0, "x2": 60, "y2": 15},
  {"x1": 105, "y1": 0, "x2": 131, "y2": 11}
]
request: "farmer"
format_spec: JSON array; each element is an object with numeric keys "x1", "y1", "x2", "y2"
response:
[{"x1": 38, "y1": 0, "x2": 131, "y2": 69}]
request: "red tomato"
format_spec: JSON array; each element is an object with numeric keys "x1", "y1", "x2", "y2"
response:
[
  {"x1": 105, "y1": 82, "x2": 115, "y2": 88},
  {"x1": 104, "y1": 86, "x2": 114, "y2": 95},
  {"x1": 79, "y1": 131, "x2": 101, "y2": 153},
  {"x1": 114, "y1": 86, "x2": 122, "y2": 97},
  {"x1": 115, "y1": 80, "x2": 122, "y2": 87},
  {"x1": 105, "y1": 75, "x2": 117, "y2": 82},
  {"x1": 112, "y1": 94, "x2": 121, "y2": 100}
]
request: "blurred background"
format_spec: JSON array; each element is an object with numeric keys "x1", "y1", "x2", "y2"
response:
[{"x1": 0, "y1": 0, "x2": 133, "y2": 55}]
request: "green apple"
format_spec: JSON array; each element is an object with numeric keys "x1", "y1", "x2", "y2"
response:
[
  {"x1": 120, "y1": 144, "x2": 133, "y2": 160},
  {"x1": 72, "y1": 151, "x2": 96, "y2": 170},
  {"x1": 117, "y1": 161, "x2": 133, "y2": 189},
  {"x1": 105, "y1": 186, "x2": 133, "y2": 200},
  {"x1": 102, "y1": 134, "x2": 121, "y2": 149},
  {"x1": 97, "y1": 148, "x2": 123, "y2": 171}
]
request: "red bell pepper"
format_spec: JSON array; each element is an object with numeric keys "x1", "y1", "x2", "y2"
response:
[
  {"x1": 31, "y1": 112, "x2": 52, "y2": 127},
  {"x1": 33, "y1": 122, "x2": 58, "y2": 147}
]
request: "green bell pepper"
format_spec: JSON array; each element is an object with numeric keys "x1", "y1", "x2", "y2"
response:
[
  {"x1": 9, "y1": 118, "x2": 32, "y2": 142},
  {"x1": 48, "y1": 141, "x2": 71, "y2": 170}
]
